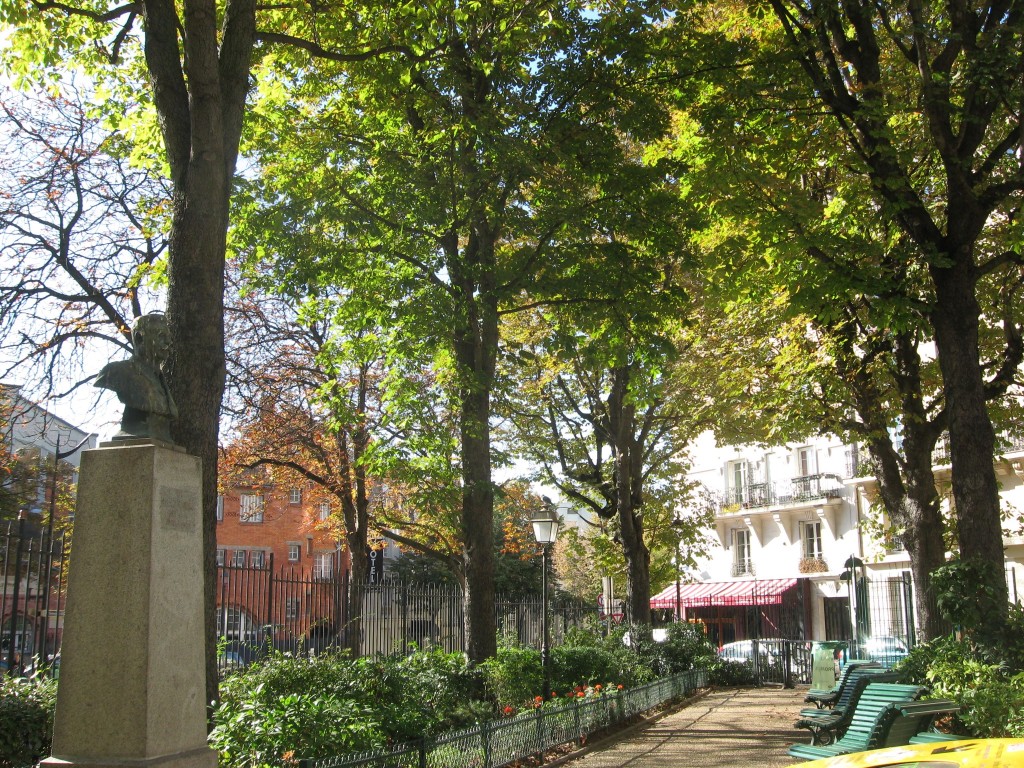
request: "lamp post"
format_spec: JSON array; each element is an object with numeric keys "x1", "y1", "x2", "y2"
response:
[
  {"x1": 531, "y1": 504, "x2": 560, "y2": 700},
  {"x1": 671, "y1": 517, "x2": 686, "y2": 623},
  {"x1": 841, "y1": 555, "x2": 865, "y2": 657}
]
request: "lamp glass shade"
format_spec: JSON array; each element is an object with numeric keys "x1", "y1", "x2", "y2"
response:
[{"x1": 531, "y1": 508, "x2": 560, "y2": 544}]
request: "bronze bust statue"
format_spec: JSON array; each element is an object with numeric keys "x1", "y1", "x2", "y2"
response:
[{"x1": 95, "y1": 313, "x2": 178, "y2": 443}]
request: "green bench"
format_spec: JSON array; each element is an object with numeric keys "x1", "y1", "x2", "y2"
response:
[
  {"x1": 803, "y1": 659, "x2": 879, "y2": 709},
  {"x1": 887, "y1": 700, "x2": 962, "y2": 746},
  {"x1": 794, "y1": 668, "x2": 899, "y2": 745},
  {"x1": 788, "y1": 682, "x2": 928, "y2": 761}
]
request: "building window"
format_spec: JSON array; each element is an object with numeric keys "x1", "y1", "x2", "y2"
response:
[
  {"x1": 231, "y1": 550, "x2": 246, "y2": 567},
  {"x1": 318, "y1": 501, "x2": 331, "y2": 521},
  {"x1": 844, "y1": 445, "x2": 860, "y2": 478},
  {"x1": 216, "y1": 548, "x2": 226, "y2": 567},
  {"x1": 800, "y1": 520, "x2": 823, "y2": 560},
  {"x1": 314, "y1": 552, "x2": 333, "y2": 579},
  {"x1": 797, "y1": 447, "x2": 815, "y2": 477},
  {"x1": 289, "y1": 487, "x2": 302, "y2": 505},
  {"x1": 216, "y1": 495, "x2": 224, "y2": 522},
  {"x1": 288, "y1": 543, "x2": 301, "y2": 562},
  {"x1": 285, "y1": 597, "x2": 300, "y2": 620},
  {"x1": 250, "y1": 550, "x2": 265, "y2": 568},
  {"x1": 728, "y1": 460, "x2": 749, "y2": 505},
  {"x1": 732, "y1": 529, "x2": 753, "y2": 576},
  {"x1": 240, "y1": 494, "x2": 264, "y2": 523}
]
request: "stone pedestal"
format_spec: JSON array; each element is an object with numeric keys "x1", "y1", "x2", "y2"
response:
[{"x1": 43, "y1": 443, "x2": 216, "y2": 768}]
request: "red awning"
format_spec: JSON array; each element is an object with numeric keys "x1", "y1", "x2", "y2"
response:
[{"x1": 650, "y1": 578, "x2": 798, "y2": 609}]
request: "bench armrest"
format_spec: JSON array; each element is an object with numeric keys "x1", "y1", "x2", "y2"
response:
[{"x1": 895, "y1": 700, "x2": 960, "y2": 717}]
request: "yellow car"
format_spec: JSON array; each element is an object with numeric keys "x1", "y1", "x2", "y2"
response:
[{"x1": 788, "y1": 739, "x2": 1024, "y2": 768}]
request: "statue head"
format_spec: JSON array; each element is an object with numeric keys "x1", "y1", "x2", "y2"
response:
[{"x1": 132, "y1": 313, "x2": 171, "y2": 368}]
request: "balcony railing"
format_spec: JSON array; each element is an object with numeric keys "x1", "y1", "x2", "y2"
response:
[
  {"x1": 732, "y1": 559, "x2": 755, "y2": 577},
  {"x1": 718, "y1": 473, "x2": 844, "y2": 513},
  {"x1": 999, "y1": 434, "x2": 1024, "y2": 454},
  {"x1": 883, "y1": 533, "x2": 906, "y2": 553},
  {"x1": 885, "y1": 431, "x2": 1024, "y2": 467}
]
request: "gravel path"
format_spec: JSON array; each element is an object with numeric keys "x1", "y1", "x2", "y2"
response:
[{"x1": 556, "y1": 686, "x2": 809, "y2": 768}]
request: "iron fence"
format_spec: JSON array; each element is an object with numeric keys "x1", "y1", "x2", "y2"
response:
[
  {"x1": 298, "y1": 669, "x2": 708, "y2": 768},
  {"x1": 215, "y1": 561, "x2": 598, "y2": 670},
  {"x1": 1, "y1": 518, "x2": 68, "y2": 675},
  {"x1": 2, "y1": 522, "x2": 598, "y2": 677}
]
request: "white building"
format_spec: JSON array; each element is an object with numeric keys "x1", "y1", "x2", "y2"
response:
[
  {"x1": 653, "y1": 430, "x2": 1024, "y2": 647},
  {"x1": 1, "y1": 383, "x2": 97, "y2": 515}
]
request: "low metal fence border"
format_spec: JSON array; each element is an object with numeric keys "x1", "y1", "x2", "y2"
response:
[{"x1": 299, "y1": 669, "x2": 708, "y2": 768}]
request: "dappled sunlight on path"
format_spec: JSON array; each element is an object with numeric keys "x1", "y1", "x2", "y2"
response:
[{"x1": 562, "y1": 686, "x2": 807, "y2": 767}]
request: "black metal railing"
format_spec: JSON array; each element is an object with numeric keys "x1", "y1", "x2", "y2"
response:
[
  {"x1": 298, "y1": 669, "x2": 708, "y2": 768},
  {"x1": 719, "y1": 474, "x2": 844, "y2": 512},
  {"x1": 1, "y1": 518, "x2": 68, "y2": 676},
  {"x1": 215, "y1": 563, "x2": 598, "y2": 671},
  {"x1": 2, "y1": 522, "x2": 596, "y2": 677}
]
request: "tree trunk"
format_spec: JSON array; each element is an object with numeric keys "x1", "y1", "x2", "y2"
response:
[
  {"x1": 144, "y1": 0, "x2": 256, "y2": 712},
  {"x1": 459, "y1": 381, "x2": 496, "y2": 663},
  {"x1": 930, "y1": 260, "x2": 1008, "y2": 618},
  {"x1": 857, "y1": 331, "x2": 949, "y2": 642},
  {"x1": 451, "y1": 276, "x2": 499, "y2": 663},
  {"x1": 608, "y1": 366, "x2": 652, "y2": 626},
  {"x1": 345, "y1": 541, "x2": 369, "y2": 656},
  {"x1": 892, "y1": 432, "x2": 947, "y2": 642},
  {"x1": 165, "y1": 181, "x2": 229, "y2": 715}
]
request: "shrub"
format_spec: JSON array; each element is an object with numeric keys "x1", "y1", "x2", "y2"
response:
[
  {"x1": 956, "y1": 673, "x2": 1024, "y2": 738},
  {"x1": 480, "y1": 644, "x2": 543, "y2": 709},
  {"x1": 209, "y1": 688, "x2": 384, "y2": 767},
  {"x1": 354, "y1": 649, "x2": 482, "y2": 738},
  {"x1": 581, "y1": 624, "x2": 663, "y2": 686},
  {"x1": 707, "y1": 659, "x2": 755, "y2": 687},
  {"x1": 481, "y1": 621, "x2": 687, "y2": 707},
  {"x1": 896, "y1": 633, "x2": 1024, "y2": 738},
  {"x1": 659, "y1": 622, "x2": 718, "y2": 674},
  {"x1": 0, "y1": 674, "x2": 57, "y2": 768},
  {"x1": 550, "y1": 644, "x2": 622, "y2": 693},
  {"x1": 213, "y1": 648, "x2": 487, "y2": 765}
]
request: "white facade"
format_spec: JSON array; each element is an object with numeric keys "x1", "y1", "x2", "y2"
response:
[
  {"x1": 686, "y1": 431, "x2": 864, "y2": 584},
  {"x1": 680, "y1": 429, "x2": 1024, "y2": 642}
]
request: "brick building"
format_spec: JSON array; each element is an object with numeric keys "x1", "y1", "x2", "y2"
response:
[{"x1": 215, "y1": 476, "x2": 351, "y2": 648}]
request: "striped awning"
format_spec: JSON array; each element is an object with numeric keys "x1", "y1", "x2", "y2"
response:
[{"x1": 650, "y1": 578, "x2": 798, "y2": 609}]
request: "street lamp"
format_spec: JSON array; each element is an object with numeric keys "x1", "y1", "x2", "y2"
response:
[
  {"x1": 841, "y1": 555, "x2": 865, "y2": 656},
  {"x1": 671, "y1": 517, "x2": 686, "y2": 622},
  {"x1": 531, "y1": 504, "x2": 560, "y2": 700}
]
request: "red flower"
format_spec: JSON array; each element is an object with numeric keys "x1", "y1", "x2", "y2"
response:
[{"x1": 503, "y1": 706, "x2": 514, "y2": 715}]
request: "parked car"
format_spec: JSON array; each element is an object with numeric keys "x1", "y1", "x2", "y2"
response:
[
  {"x1": 861, "y1": 635, "x2": 909, "y2": 666},
  {"x1": 217, "y1": 650, "x2": 246, "y2": 675},
  {"x1": 718, "y1": 639, "x2": 780, "y2": 666}
]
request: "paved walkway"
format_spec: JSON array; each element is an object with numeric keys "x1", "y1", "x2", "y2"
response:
[{"x1": 558, "y1": 686, "x2": 809, "y2": 768}]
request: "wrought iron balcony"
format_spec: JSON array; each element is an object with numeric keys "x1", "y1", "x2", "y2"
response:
[
  {"x1": 732, "y1": 559, "x2": 755, "y2": 577},
  {"x1": 718, "y1": 473, "x2": 844, "y2": 513}
]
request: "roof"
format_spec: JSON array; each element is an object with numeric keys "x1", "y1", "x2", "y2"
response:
[{"x1": 650, "y1": 578, "x2": 798, "y2": 609}]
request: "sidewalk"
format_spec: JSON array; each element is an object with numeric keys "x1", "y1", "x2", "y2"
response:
[{"x1": 558, "y1": 686, "x2": 809, "y2": 767}]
